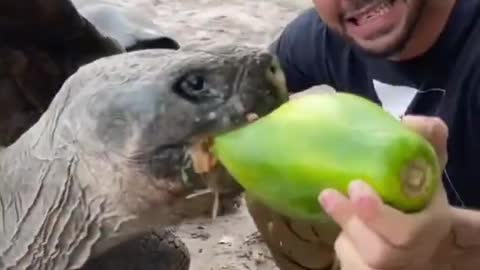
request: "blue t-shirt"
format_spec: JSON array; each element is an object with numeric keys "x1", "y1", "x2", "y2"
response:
[{"x1": 271, "y1": 1, "x2": 480, "y2": 208}]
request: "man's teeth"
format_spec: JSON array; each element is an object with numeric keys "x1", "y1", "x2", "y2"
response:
[{"x1": 357, "y1": 0, "x2": 393, "y2": 25}]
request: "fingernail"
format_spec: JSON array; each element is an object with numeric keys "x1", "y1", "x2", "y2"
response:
[
  {"x1": 348, "y1": 180, "x2": 371, "y2": 197},
  {"x1": 349, "y1": 180, "x2": 374, "y2": 206},
  {"x1": 349, "y1": 180, "x2": 379, "y2": 219},
  {"x1": 319, "y1": 190, "x2": 335, "y2": 213}
]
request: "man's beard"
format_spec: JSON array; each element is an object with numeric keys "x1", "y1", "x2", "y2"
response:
[{"x1": 339, "y1": 0, "x2": 428, "y2": 58}]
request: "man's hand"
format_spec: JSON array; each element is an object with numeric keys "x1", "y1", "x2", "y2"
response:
[{"x1": 318, "y1": 115, "x2": 456, "y2": 270}]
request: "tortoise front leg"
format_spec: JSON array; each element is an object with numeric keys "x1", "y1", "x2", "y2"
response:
[{"x1": 245, "y1": 193, "x2": 341, "y2": 270}]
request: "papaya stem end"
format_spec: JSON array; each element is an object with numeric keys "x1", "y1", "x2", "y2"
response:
[{"x1": 401, "y1": 159, "x2": 431, "y2": 198}]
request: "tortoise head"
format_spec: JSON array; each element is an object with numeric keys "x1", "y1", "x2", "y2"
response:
[{"x1": 48, "y1": 44, "x2": 288, "y2": 226}]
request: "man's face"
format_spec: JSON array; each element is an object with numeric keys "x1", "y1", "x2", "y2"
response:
[{"x1": 313, "y1": 0, "x2": 428, "y2": 57}]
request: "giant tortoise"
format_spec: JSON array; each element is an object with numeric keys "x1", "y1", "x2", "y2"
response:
[
  {"x1": 0, "y1": 1, "x2": 345, "y2": 270},
  {"x1": 0, "y1": 0, "x2": 289, "y2": 269}
]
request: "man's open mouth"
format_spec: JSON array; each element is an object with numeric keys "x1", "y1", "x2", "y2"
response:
[
  {"x1": 345, "y1": 0, "x2": 397, "y2": 26},
  {"x1": 343, "y1": 0, "x2": 405, "y2": 41}
]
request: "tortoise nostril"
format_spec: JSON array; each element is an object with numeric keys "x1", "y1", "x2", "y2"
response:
[
  {"x1": 265, "y1": 56, "x2": 279, "y2": 80},
  {"x1": 264, "y1": 55, "x2": 289, "y2": 102},
  {"x1": 269, "y1": 63, "x2": 277, "y2": 75}
]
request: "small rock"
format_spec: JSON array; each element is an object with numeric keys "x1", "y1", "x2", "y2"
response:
[
  {"x1": 253, "y1": 252, "x2": 266, "y2": 265},
  {"x1": 191, "y1": 231, "x2": 211, "y2": 240},
  {"x1": 218, "y1": 235, "x2": 234, "y2": 246}
]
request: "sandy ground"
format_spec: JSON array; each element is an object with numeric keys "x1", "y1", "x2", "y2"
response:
[
  {"x1": 152, "y1": 0, "x2": 312, "y2": 48},
  {"x1": 75, "y1": 0, "x2": 313, "y2": 269},
  {"x1": 75, "y1": 0, "x2": 312, "y2": 48},
  {"x1": 175, "y1": 199, "x2": 278, "y2": 270}
]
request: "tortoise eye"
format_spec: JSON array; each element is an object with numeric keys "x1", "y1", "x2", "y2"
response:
[
  {"x1": 174, "y1": 73, "x2": 215, "y2": 103},
  {"x1": 182, "y1": 74, "x2": 205, "y2": 92}
]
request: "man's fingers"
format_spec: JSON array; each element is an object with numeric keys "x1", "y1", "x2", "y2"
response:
[
  {"x1": 349, "y1": 179, "x2": 423, "y2": 247},
  {"x1": 320, "y1": 180, "x2": 451, "y2": 268},
  {"x1": 334, "y1": 233, "x2": 372, "y2": 270},
  {"x1": 348, "y1": 180, "x2": 449, "y2": 248},
  {"x1": 318, "y1": 188, "x2": 355, "y2": 226},
  {"x1": 319, "y1": 186, "x2": 411, "y2": 268},
  {"x1": 401, "y1": 115, "x2": 449, "y2": 167}
]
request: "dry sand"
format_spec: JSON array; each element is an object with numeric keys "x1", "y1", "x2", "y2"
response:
[
  {"x1": 76, "y1": 0, "x2": 314, "y2": 269},
  {"x1": 75, "y1": 0, "x2": 312, "y2": 48}
]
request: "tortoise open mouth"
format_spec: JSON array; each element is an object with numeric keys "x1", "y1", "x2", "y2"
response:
[
  {"x1": 188, "y1": 136, "x2": 218, "y2": 175},
  {"x1": 184, "y1": 112, "x2": 260, "y2": 218},
  {"x1": 188, "y1": 112, "x2": 260, "y2": 174}
]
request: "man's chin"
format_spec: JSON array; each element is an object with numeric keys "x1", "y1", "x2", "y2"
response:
[
  {"x1": 354, "y1": 40, "x2": 406, "y2": 58},
  {"x1": 347, "y1": 29, "x2": 411, "y2": 59}
]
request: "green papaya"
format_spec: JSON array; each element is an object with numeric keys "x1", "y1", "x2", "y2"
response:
[{"x1": 212, "y1": 91, "x2": 441, "y2": 222}]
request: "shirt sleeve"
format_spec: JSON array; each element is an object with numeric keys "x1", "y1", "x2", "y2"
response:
[{"x1": 268, "y1": 8, "x2": 331, "y2": 93}]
